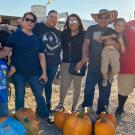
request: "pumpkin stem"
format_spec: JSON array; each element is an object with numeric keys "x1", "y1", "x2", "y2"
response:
[
  {"x1": 77, "y1": 111, "x2": 84, "y2": 118},
  {"x1": 88, "y1": 107, "x2": 94, "y2": 113},
  {"x1": 24, "y1": 116, "x2": 30, "y2": 123},
  {"x1": 101, "y1": 117, "x2": 107, "y2": 122}
]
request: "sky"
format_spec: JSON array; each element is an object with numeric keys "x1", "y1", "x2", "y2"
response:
[{"x1": 0, "y1": 0, "x2": 135, "y2": 21}]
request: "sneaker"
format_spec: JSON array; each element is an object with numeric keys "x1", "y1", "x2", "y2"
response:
[
  {"x1": 115, "y1": 107, "x2": 125, "y2": 116},
  {"x1": 54, "y1": 103, "x2": 63, "y2": 112},
  {"x1": 115, "y1": 109, "x2": 125, "y2": 125},
  {"x1": 102, "y1": 79, "x2": 108, "y2": 87},
  {"x1": 42, "y1": 118, "x2": 54, "y2": 127},
  {"x1": 49, "y1": 109, "x2": 55, "y2": 115},
  {"x1": 71, "y1": 107, "x2": 76, "y2": 112}
]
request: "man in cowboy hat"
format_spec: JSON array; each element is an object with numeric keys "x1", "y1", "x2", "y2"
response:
[{"x1": 76, "y1": 9, "x2": 118, "y2": 114}]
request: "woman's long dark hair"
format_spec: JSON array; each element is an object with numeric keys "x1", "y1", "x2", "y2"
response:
[{"x1": 64, "y1": 14, "x2": 84, "y2": 33}]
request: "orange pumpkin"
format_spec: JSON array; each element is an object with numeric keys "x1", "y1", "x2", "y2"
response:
[
  {"x1": 63, "y1": 112, "x2": 92, "y2": 135},
  {"x1": 0, "y1": 117, "x2": 7, "y2": 123},
  {"x1": 99, "y1": 112, "x2": 116, "y2": 127},
  {"x1": 14, "y1": 108, "x2": 36, "y2": 121},
  {"x1": 23, "y1": 117, "x2": 39, "y2": 135},
  {"x1": 14, "y1": 108, "x2": 39, "y2": 135},
  {"x1": 54, "y1": 107, "x2": 71, "y2": 129},
  {"x1": 94, "y1": 117, "x2": 116, "y2": 135}
]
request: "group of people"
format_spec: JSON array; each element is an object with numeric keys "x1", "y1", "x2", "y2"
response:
[{"x1": 0, "y1": 8, "x2": 135, "y2": 126}]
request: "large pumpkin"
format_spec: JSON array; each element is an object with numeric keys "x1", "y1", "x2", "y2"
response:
[
  {"x1": 54, "y1": 107, "x2": 71, "y2": 129},
  {"x1": 14, "y1": 108, "x2": 39, "y2": 135},
  {"x1": 94, "y1": 117, "x2": 116, "y2": 135},
  {"x1": 99, "y1": 112, "x2": 116, "y2": 127},
  {"x1": 23, "y1": 117, "x2": 39, "y2": 135},
  {"x1": 0, "y1": 117, "x2": 7, "y2": 123},
  {"x1": 63, "y1": 112, "x2": 92, "y2": 135},
  {"x1": 14, "y1": 108, "x2": 36, "y2": 121}
]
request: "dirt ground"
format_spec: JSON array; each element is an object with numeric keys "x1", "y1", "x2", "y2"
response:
[{"x1": 8, "y1": 77, "x2": 135, "y2": 135}]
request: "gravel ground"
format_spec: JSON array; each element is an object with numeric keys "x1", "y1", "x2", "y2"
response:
[{"x1": 8, "y1": 77, "x2": 135, "y2": 135}]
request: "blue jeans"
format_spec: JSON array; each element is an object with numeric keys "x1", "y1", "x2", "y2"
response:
[
  {"x1": 82, "y1": 68, "x2": 112, "y2": 114},
  {"x1": 0, "y1": 103, "x2": 8, "y2": 117},
  {"x1": 44, "y1": 66, "x2": 58, "y2": 112},
  {"x1": 12, "y1": 74, "x2": 49, "y2": 119}
]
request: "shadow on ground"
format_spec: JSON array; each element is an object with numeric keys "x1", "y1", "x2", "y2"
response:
[{"x1": 39, "y1": 122, "x2": 63, "y2": 135}]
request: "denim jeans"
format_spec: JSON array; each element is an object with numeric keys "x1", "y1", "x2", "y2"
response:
[
  {"x1": 12, "y1": 74, "x2": 49, "y2": 119},
  {"x1": 82, "y1": 68, "x2": 112, "y2": 114},
  {"x1": 44, "y1": 66, "x2": 58, "y2": 112},
  {"x1": 0, "y1": 103, "x2": 8, "y2": 117}
]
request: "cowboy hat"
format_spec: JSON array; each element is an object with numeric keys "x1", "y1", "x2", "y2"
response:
[{"x1": 91, "y1": 9, "x2": 118, "y2": 24}]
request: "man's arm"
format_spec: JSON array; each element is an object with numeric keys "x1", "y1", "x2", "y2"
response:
[
  {"x1": 100, "y1": 34, "x2": 117, "y2": 40},
  {"x1": 0, "y1": 47, "x2": 12, "y2": 59},
  {"x1": 82, "y1": 38, "x2": 90, "y2": 64},
  {"x1": 38, "y1": 53, "x2": 48, "y2": 83}
]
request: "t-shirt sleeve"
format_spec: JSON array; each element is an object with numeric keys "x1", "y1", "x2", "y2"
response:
[
  {"x1": 38, "y1": 39, "x2": 44, "y2": 53},
  {"x1": 85, "y1": 26, "x2": 93, "y2": 40},
  {"x1": 6, "y1": 33, "x2": 15, "y2": 48}
]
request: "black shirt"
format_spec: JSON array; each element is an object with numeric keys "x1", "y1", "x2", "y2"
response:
[
  {"x1": 62, "y1": 29, "x2": 85, "y2": 63},
  {"x1": 33, "y1": 23, "x2": 61, "y2": 67}
]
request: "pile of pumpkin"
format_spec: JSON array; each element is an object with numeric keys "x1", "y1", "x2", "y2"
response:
[
  {"x1": 0, "y1": 108, "x2": 39, "y2": 135},
  {"x1": 54, "y1": 107, "x2": 116, "y2": 135}
]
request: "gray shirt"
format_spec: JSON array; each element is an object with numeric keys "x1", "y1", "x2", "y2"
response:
[{"x1": 85, "y1": 24, "x2": 113, "y2": 71}]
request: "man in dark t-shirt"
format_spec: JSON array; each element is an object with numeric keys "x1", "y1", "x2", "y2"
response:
[
  {"x1": 78, "y1": 9, "x2": 118, "y2": 114},
  {"x1": 33, "y1": 10, "x2": 61, "y2": 113}
]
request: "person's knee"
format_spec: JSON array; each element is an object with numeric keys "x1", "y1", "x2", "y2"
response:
[{"x1": 112, "y1": 68, "x2": 120, "y2": 75}]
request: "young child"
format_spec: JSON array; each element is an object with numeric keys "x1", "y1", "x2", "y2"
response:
[
  {"x1": 101, "y1": 18, "x2": 126, "y2": 86},
  {"x1": 0, "y1": 57, "x2": 9, "y2": 117},
  {"x1": 0, "y1": 29, "x2": 15, "y2": 117}
]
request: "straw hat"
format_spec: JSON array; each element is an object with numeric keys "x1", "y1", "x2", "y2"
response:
[{"x1": 91, "y1": 9, "x2": 118, "y2": 24}]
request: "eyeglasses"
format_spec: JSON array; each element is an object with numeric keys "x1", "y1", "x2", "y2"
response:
[
  {"x1": 24, "y1": 18, "x2": 35, "y2": 23},
  {"x1": 98, "y1": 16, "x2": 109, "y2": 20},
  {"x1": 68, "y1": 19, "x2": 79, "y2": 24}
]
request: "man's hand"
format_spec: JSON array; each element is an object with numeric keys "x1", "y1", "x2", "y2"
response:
[
  {"x1": 39, "y1": 73, "x2": 48, "y2": 84},
  {"x1": 75, "y1": 61, "x2": 83, "y2": 71},
  {"x1": 121, "y1": 45, "x2": 126, "y2": 53}
]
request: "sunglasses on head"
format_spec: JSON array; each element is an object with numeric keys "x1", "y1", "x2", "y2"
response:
[
  {"x1": 68, "y1": 19, "x2": 78, "y2": 24},
  {"x1": 24, "y1": 18, "x2": 35, "y2": 23},
  {"x1": 98, "y1": 16, "x2": 109, "y2": 20}
]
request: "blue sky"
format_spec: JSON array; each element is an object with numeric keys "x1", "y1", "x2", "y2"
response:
[{"x1": 0, "y1": 0, "x2": 135, "y2": 21}]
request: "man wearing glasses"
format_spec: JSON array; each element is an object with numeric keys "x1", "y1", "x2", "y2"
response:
[
  {"x1": 33, "y1": 10, "x2": 61, "y2": 114},
  {"x1": 78, "y1": 9, "x2": 118, "y2": 114}
]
